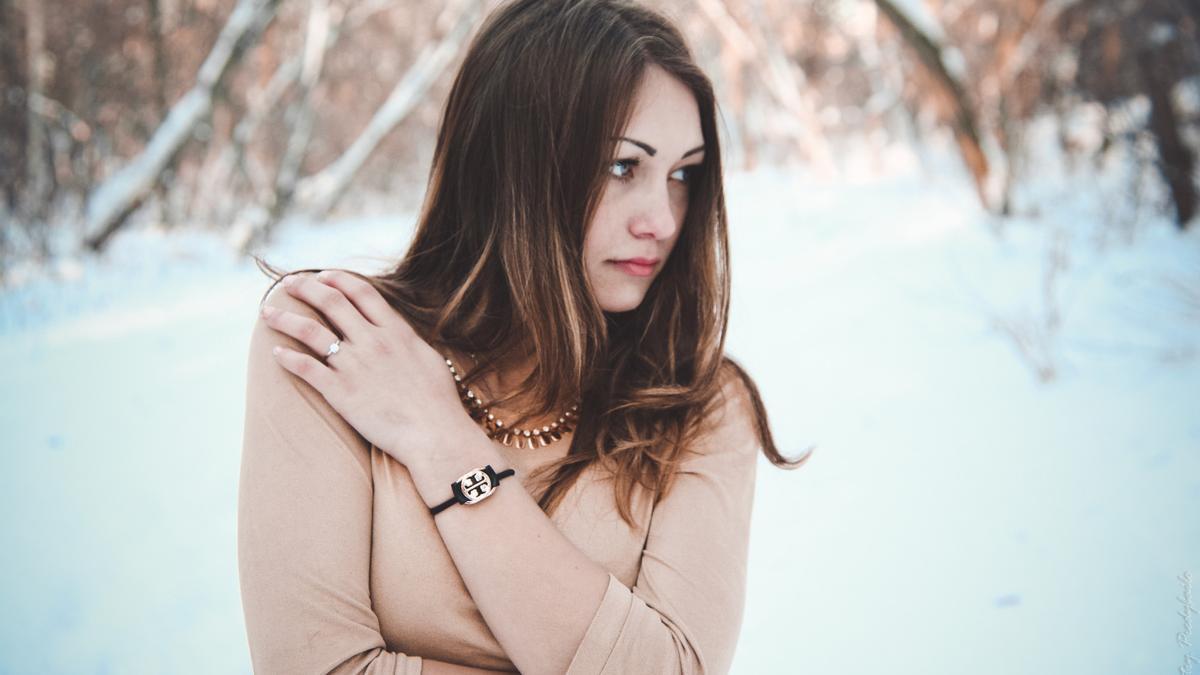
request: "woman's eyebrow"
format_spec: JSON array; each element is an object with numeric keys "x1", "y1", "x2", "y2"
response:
[{"x1": 615, "y1": 136, "x2": 705, "y2": 159}]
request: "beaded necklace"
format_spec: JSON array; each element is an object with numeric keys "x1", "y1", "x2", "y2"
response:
[{"x1": 441, "y1": 353, "x2": 578, "y2": 449}]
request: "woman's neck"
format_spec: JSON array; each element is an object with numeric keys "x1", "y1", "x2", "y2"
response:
[
  {"x1": 441, "y1": 346, "x2": 579, "y2": 444},
  {"x1": 447, "y1": 348, "x2": 539, "y2": 414}
]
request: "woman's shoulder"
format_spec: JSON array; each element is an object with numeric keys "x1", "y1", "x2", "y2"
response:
[
  {"x1": 682, "y1": 358, "x2": 761, "y2": 465},
  {"x1": 244, "y1": 279, "x2": 374, "y2": 468},
  {"x1": 255, "y1": 272, "x2": 421, "y2": 331},
  {"x1": 704, "y1": 358, "x2": 757, "y2": 431},
  {"x1": 256, "y1": 276, "x2": 328, "y2": 324},
  {"x1": 247, "y1": 279, "x2": 332, "y2": 393}
]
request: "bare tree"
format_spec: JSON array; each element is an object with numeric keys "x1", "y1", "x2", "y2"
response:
[
  {"x1": 874, "y1": 0, "x2": 992, "y2": 210},
  {"x1": 1, "y1": 0, "x2": 1194, "y2": 273},
  {"x1": 291, "y1": 0, "x2": 481, "y2": 220},
  {"x1": 20, "y1": 0, "x2": 54, "y2": 244},
  {"x1": 697, "y1": 0, "x2": 835, "y2": 173},
  {"x1": 1067, "y1": 0, "x2": 1199, "y2": 229},
  {"x1": 82, "y1": 0, "x2": 282, "y2": 252},
  {"x1": 1136, "y1": 32, "x2": 1197, "y2": 227},
  {"x1": 269, "y1": 0, "x2": 339, "y2": 221}
]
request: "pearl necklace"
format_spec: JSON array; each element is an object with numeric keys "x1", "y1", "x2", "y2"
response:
[{"x1": 442, "y1": 353, "x2": 579, "y2": 449}]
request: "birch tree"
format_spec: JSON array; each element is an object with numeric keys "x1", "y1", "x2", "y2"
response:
[
  {"x1": 82, "y1": 0, "x2": 282, "y2": 252},
  {"x1": 874, "y1": 0, "x2": 993, "y2": 211},
  {"x1": 21, "y1": 0, "x2": 53, "y2": 245},
  {"x1": 293, "y1": 0, "x2": 482, "y2": 219}
]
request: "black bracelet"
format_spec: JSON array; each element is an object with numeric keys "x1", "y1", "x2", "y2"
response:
[{"x1": 429, "y1": 464, "x2": 516, "y2": 516}]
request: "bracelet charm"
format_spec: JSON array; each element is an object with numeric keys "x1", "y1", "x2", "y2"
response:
[{"x1": 430, "y1": 464, "x2": 516, "y2": 515}]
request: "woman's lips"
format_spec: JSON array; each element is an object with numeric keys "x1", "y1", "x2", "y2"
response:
[{"x1": 610, "y1": 260, "x2": 655, "y2": 276}]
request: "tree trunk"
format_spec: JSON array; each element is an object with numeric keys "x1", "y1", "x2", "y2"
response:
[
  {"x1": 1138, "y1": 48, "x2": 1196, "y2": 228},
  {"x1": 0, "y1": 0, "x2": 27, "y2": 219},
  {"x1": 21, "y1": 0, "x2": 54, "y2": 242},
  {"x1": 82, "y1": 0, "x2": 282, "y2": 252},
  {"x1": 228, "y1": 0, "x2": 343, "y2": 254},
  {"x1": 698, "y1": 0, "x2": 834, "y2": 172},
  {"x1": 874, "y1": 0, "x2": 992, "y2": 210},
  {"x1": 148, "y1": 0, "x2": 170, "y2": 116},
  {"x1": 209, "y1": 0, "x2": 397, "y2": 233},
  {"x1": 294, "y1": 0, "x2": 480, "y2": 219},
  {"x1": 267, "y1": 0, "x2": 336, "y2": 224}
]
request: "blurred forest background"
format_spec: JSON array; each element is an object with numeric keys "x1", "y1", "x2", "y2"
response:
[{"x1": 1, "y1": 0, "x2": 1197, "y2": 278}]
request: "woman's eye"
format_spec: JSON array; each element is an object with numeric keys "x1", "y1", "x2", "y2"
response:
[
  {"x1": 670, "y1": 166, "x2": 696, "y2": 183},
  {"x1": 609, "y1": 158, "x2": 638, "y2": 181}
]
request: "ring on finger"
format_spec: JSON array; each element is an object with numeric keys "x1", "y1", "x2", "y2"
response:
[
  {"x1": 324, "y1": 339, "x2": 341, "y2": 360},
  {"x1": 267, "y1": 308, "x2": 342, "y2": 361}
]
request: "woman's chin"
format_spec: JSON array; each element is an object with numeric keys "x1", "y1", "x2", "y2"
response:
[{"x1": 596, "y1": 288, "x2": 648, "y2": 313}]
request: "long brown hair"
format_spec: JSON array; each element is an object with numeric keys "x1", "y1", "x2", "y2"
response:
[{"x1": 255, "y1": 0, "x2": 811, "y2": 528}]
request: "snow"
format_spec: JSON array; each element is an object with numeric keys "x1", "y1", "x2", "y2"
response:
[{"x1": 1, "y1": 140, "x2": 1197, "y2": 674}]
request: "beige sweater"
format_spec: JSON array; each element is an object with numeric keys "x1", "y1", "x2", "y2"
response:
[{"x1": 237, "y1": 290, "x2": 760, "y2": 674}]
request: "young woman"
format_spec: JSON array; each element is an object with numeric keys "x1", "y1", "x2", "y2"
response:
[{"x1": 237, "y1": 1, "x2": 809, "y2": 673}]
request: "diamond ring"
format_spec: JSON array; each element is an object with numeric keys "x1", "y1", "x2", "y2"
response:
[{"x1": 324, "y1": 340, "x2": 341, "y2": 359}]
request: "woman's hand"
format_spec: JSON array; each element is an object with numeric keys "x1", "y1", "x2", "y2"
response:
[{"x1": 261, "y1": 270, "x2": 470, "y2": 465}]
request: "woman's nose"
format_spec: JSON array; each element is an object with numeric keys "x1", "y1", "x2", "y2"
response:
[{"x1": 629, "y1": 184, "x2": 679, "y2": 240}]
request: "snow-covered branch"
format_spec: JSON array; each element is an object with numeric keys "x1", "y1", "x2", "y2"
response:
[
  {"x1": 82, "y1": 0, "x2": 281, "y2": 252},
  {"x1": 294, "y1": 0, "x2": 481, "y2": 218}
]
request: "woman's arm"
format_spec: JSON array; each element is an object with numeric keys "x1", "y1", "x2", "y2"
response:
[
  {"x1": 421, "y1": 658, "x2": 514, "y2": 675},
  {"x1": 405, "y1": 372, "x2": 760, "y2": 675},
  {"x1": 241, "y1": 288, "x2": 494, "y2": 674}
]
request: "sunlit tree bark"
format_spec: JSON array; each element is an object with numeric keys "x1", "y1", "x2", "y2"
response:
[{"x1": 874, "y1": 0, "x2": 992, "y2": 210}]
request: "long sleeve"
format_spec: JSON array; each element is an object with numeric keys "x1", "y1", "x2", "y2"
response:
[
  {"x1": 564, "y1": 373, "x2": 761, "y2": 675},
  {"x1": 237, "y1": 286, "x2": 423, "y2": 675}
]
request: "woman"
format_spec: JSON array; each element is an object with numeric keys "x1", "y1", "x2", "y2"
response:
[{"x1": 238, "y1": 1, "x2": 810, "y2": 673}]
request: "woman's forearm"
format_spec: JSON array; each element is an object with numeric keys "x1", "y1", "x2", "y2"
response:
[
  {"x1": 421, "y1": 656, "x2": 518, "y2": 674},
  {"x1": 404, "y1": 424, "x2": 609, "y2": 675}
]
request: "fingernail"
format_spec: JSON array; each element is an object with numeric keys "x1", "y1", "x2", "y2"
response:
[
  {"x1": 261, "y1": 306, "x2": 276, "y2": 318},
  {"x1": 272, "y1": 346, "x2": 282, "y2": 356},
  {"x1": 317, "y1": 270, "x2": 331, "y2": 281},
  {"x1": 282, "y1": 276, "x2": 297, "y2": 287}
]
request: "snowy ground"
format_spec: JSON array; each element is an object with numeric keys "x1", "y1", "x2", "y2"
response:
[{"x1": 1, "y1": 149, "x2": 1197, "y2": 674}]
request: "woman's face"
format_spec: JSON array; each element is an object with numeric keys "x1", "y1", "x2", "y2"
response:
[{"x1": 583, "y1": 64, "x2": 705, "y2": 313}]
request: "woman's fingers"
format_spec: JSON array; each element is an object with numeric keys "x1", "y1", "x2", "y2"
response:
[
  {"x1": 282, "y1": 273, "x2": 372, "y2": 338},
  {"x1": 314, "y1": 270, "x2": 398, "y2": 328},
  {"x1": 270, "y1": 344, "x2": 339, "y2": 394},
  {"x1": 261, "y1": 304, "x2": 344, "y2": 365}
]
